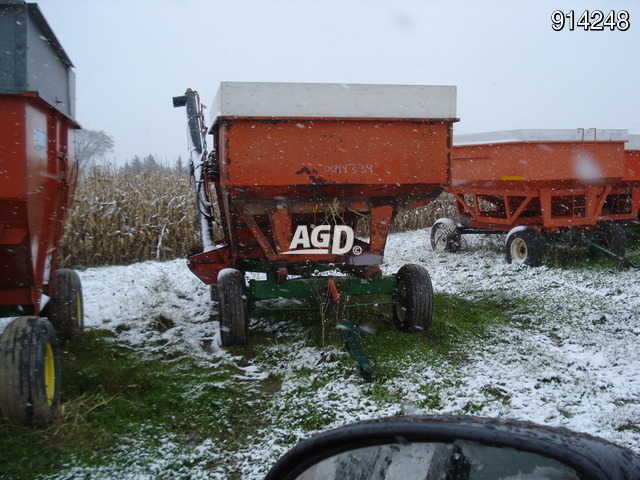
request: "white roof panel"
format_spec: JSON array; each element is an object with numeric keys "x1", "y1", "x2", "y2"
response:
[
  {"x1": 626, "y1": 134, "x2": 640, "y2": 150},
  {"x1": 210, "y1": 82, "x2": 456, "y2": 120},
  {"x1": 455, "y1": 128, "x2": 628, "y2": 146}
]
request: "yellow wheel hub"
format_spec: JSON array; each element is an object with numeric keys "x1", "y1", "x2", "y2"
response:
[
  {"x1": 44, "y1": 342, "x2": 56, "y2": 405},
  {"x1": 76, "y1": 291, "x2": 82, "y2": 328}
]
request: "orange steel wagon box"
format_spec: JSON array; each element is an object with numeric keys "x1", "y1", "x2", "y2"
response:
[
  {"x1": 431, "y1": 128, "x2": 632, "y2": 266},
  {"x1": 0, "y1": 0, "x2": 84, "y2": 425},
  {"x1": 175, "y1": 82, "x2": 457, "y2": 377}
]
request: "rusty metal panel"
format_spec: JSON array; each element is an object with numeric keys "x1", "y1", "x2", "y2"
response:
[
  {"x1": 218, "y1": 118, "x2": 450, "y2": 200},
  {"x1": 451, "y1": 129, "x2": 627, "y2": 189},
  {"x1": 0, "y1": 93, "x2": 78, "y2": 313}
]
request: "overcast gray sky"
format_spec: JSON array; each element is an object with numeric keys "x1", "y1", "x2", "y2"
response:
[{"x1": 37, "y1": 0, "x2": 639, "y2": 164}]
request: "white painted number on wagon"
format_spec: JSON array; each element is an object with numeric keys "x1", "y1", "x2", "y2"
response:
[{"x1": 325, "y1": 164, "x2": 374, "y2": 175}]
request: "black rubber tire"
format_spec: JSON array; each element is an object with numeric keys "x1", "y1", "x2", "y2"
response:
[
  {"x1": 505, "y1": 227, "x2": 544, "y2": 266},
  {"x1": 430, "y1": 218, "x2": 461, "y2": 253},
  {"x1": 0, "y1": 316, "x2": 61, "y2": 425},
  {"x1": 392, "y1": 264, "x2": 434, "y2": 333},
  {"x1": 600, "y1": 222, "x2": 627, "y2": 257},
  {"x1": 217, "y1": 269, "x2": 248, "y2": 346},
  {"x1": 47, "y1": 269, "x2": 84, "y2": 343}
]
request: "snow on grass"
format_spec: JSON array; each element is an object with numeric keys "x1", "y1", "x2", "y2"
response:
[
  {"x1": 384, "y1": 230, "x2": 640, "y2": 450},
  {"x1": 68, "y1": 229, "x2": 639, "y2": 479},
  {"x1": 80, "y1": 259, "x2": 221, "y2": 358}
]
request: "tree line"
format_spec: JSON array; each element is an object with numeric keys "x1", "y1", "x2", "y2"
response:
[
  {"x1": 76, "y1": 128, "x2": 188, "y2": 175},
  {"x1": 121, "y1": 154, "x2": 187, "y2": 175}
]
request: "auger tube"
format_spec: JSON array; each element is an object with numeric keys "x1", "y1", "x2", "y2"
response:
[{"x1": 173, "y1": 90, "x2": 214, "y2": 251}]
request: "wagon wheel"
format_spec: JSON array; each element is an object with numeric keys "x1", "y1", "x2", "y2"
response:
[
  {"x1": 217, "y1": 269, "x2": 249, "y2": 346},
  {"x1": 392, "y1": 264, "x2": 434, "y2": 332},
  {"x1": 47, "y1": 269, "x2": 84, "y2": 343},
  {"x1": 599, "y1": 222, "x2": 627, "y2": 257},
  {"x1": 505, "y1": 227, "x2": 544, "y2": 266},
  {"x1": 431, "y1": 218, "x2": 461, "y2": 253},
  {"x1": 0, "y1": 317, "x2": 61, "y2": 425}
]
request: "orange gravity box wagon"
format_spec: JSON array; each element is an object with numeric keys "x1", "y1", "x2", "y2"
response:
[
  {"x1": 175, "y1": 82, "x2": 458, "y2": 379},
  {"x1": 430, "y1": 128, "x2": 636, "y2": 266},
  {"x1": 0, "y1": 0, "x2": 84, "y2": 425}
]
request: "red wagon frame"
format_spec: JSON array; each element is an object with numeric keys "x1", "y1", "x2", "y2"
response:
[{"x1": 431, "y1": 128, "x2": 634, "y2": 266}]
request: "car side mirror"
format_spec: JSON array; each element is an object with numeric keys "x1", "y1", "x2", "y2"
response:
[{"x1": 265, "y1": 415, "x2": 640, "y2": 480}]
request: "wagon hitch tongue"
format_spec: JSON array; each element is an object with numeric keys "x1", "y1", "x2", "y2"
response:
[
  {"x1": 327, "y1": 279, "x2": 377, "y2": 382},
  {"x1": 584, "y1": 239, "x2": 640, "y2": 269}
]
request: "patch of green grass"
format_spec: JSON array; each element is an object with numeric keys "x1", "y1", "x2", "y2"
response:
[
  {"x1": 250, "y1": 289, "x2": 519, "y2": 363},
  {"x1": 0, "y1": 329, "x2": 271, "y2": 479},
  {"x1": 617, "y1": 423, "x2": 640, "y2": 433},
  {"x1": 557, "y1": 407, "x2": 574, "y2": 419},
  {"x1": 249, "y1": 291, "x2": 521, "y2": 400},
  {"x1": 432, "y1": 293, "x2": 517, "y2": 353},
  {"x1": 360, "y1": 293, "x2": 517, "y2": 367},
  {"x1": 339, "y1": 292, "x2": 522, "y2": 415},
  {"x1": 365, "y1": 382, "x2": 406, "y2": 404},
  {"x1": 545, "y1": 237, "x2": 640, "y2": 270},
  {"x1": 415, "y1": 381, "x2": 453, "y2": 410},
  {"x1": 462, "y1": 400, "x2": 488, "y2": 414},
  {"x1": 626, "y1": 242, "x2": 640, "y2": 265}
]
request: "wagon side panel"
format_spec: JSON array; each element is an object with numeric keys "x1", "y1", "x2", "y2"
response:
[
  {"x1": 0, "y1": 95, "x2": 78, "y2": 314},
  {"x1": 449, "y1": 133, "x2": 629, "y2": 231},
  {"x1": 0, "y1": 97, "x2": 31, "y2": 308},
  {"x1": 451, "y1": 142, "x2": 626, "y2": 190},
  {"x1": 219, "y1": 118, "x2": 450, "y2": 200}
]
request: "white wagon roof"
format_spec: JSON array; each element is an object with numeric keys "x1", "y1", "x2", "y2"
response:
[
  {"x1": 210, "y1": 81, "x2": 457, "y2": 120},
  {"x1": 626, "y1": 134, "x2": 640, "y2": 150},
  {"x1": 454, "y1": 128, "x2": 628, "y2": 146}
]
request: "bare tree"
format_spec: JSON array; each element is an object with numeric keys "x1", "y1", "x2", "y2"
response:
[{"x1": 76, "y1": 129, "x2": 115, "y2": 166}]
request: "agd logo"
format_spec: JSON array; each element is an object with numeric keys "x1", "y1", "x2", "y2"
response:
[{"x1": 282, "y1": 225, "x2": 357, "y2": 255}]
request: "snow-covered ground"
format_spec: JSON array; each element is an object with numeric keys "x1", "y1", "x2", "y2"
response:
[{"x1": 66, "y1": 229, "x2": 639, "y2": 479}]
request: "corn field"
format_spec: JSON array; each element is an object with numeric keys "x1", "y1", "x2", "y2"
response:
[
  {"x1": 59, "y1": 166, "x2": 455, "y2": 268},
  {"x1": 59, "y1": 166, "x2": 199, "y2": 268},
  {"x1": 392, "y1": 195, "x2": 456, "y2": 233}
]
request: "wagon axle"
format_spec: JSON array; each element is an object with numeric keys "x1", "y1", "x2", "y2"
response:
[{"x1": 433, "y1": 220, "x2": 639, "y2": 269}]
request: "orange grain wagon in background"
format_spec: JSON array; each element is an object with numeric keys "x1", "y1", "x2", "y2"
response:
[
  {"x1": 606, "y1": 134, "x2": 640, "y2": 228},
  {"x1": 431, "y1": 128, "x2": 635, "y2": 266},
  {"x1": 0, "y1": 1, "x2": 84, "y2": 425},
  {"x1": 175, "y1": 82, "x2": 457, "y2": 379}
]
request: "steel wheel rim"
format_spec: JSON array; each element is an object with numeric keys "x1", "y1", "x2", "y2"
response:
[
  {"x1": 510, "y1": 237, "x2": 528, "y2": 263},
  {"x1": 433, "y1": 229, "x2": 448, "y2": 250},
  {"x1": 44, "y1": 342, "x2": 56, "y2": 405}
]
